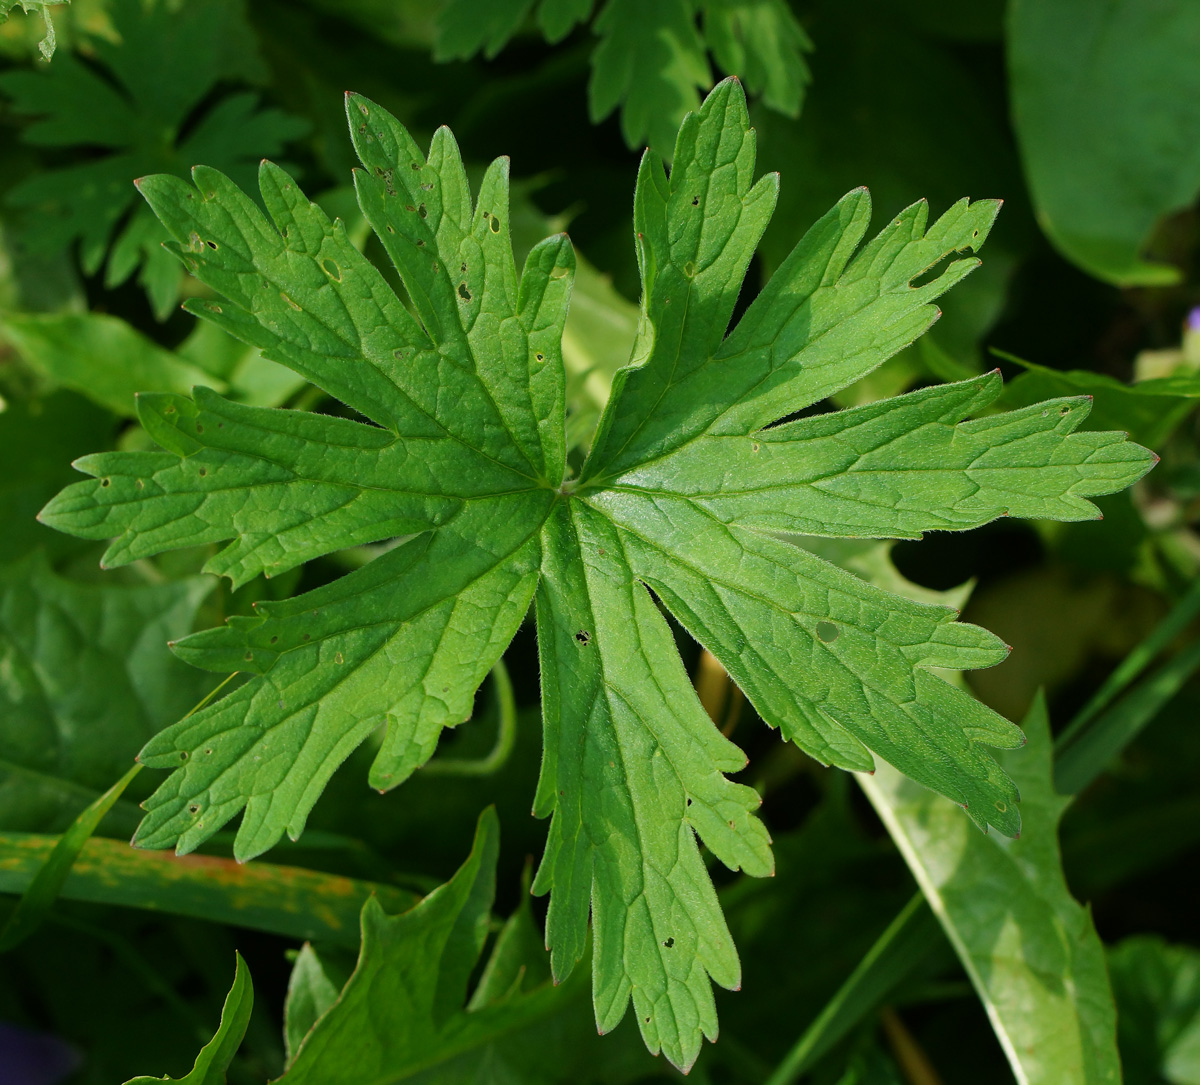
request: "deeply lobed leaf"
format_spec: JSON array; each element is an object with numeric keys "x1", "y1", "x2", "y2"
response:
[{"x1": 41, "y1": 78, "x2": 1155, "y2": 1070}]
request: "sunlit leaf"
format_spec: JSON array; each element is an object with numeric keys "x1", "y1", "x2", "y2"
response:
[{"x1": 41, "y1": 79, "x2": 1154, "y2": 1070}]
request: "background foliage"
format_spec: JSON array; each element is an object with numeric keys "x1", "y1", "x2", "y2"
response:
[{"x1": 1, "y1": 1, "x2": 1198, "y2": 1083}]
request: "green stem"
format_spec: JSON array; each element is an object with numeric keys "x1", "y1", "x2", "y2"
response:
[
  {"x1": 764, "y1": 894, "x2": 940, "y2": 1085},
  {"x1": 1056, "y1": 574, "x2": 1200, "y2": 749}
]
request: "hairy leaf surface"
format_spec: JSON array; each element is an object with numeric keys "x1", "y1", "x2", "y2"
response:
[{"x1": 41, "y1": 79, "x2": 1155, "y2": 1070}]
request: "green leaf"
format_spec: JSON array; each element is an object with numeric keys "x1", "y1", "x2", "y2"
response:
[
  {"x1": 753, "y1": 2, "x2": 1023, "y2": 371},
  {"x1": 123, "y1": 951, "x2": 253, "y2": 1085},
  {"x1": 432, "y1": 0, "x2": 813, "y2": 155},
  {"x1": 0, "y1": 0, "x2": 68, "y2": 59},
  {"x1": 0, "y1": 832, "x2": 415, "y2": 947},
  {"x1": 2, "y1": 312, "x2": 225, "y2": 417},
  {"x1": 41, "y1": 79, "x2": 1154, "y2": 1070},
  {"x1": 434, "y1": 0, "x2": 534, "y2": 60},
  {"x1": 860, "y1": 694, "x2": 1121, "y2": 1085},
  {"x1": 0, "y1": 0, "x2": 307, "y2": 317},
  {"x1": 281, "y1": 809, "x2": 660, "y2": 1082},
  {"x1": 0, "y1": 762, "x2": 140, "y2": 951},
  {"x1": 996, "y1": 350, "x2": 1200, "y2": 450},
  {"x1": 589, "y1": 0, "x2": 711, "y2": 156},
  {"x1": 1008, "y1": 0, "x2": 1200, "y2": 285},
  {"x1": 703, "y1": 0, "x2": 812, "y2": 117},
  {"x1": 282, "y1": 808, "x2": 566, "y2": 1080},
  {"x1": 1109, "y1": 936, "x2": 1200, "y2": 1085},
  {"x1": 0, "y1": 552, "x2": 213, "y2": 833},
  {"x1": 537, "y1": 0, "x2": 594, "y2": 42},
  {"x1": 0, "y1": 391, "x2": 116, "y2": 564},
  {"x1": 284, "y1": 944, "x2": 354, "y2": 1065}
]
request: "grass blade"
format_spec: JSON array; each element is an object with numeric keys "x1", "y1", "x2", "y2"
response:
[
  {"x1": 1055, "y1": 636, "x2": 1200, "y2": 795},
  {"x1": 0, "y1": 834, "x2": 416, "y2": 948},
  {"x1": 764, "y1": 893, "x2": 941, "y2": 1085},
  {"x1": 1056, "y1": 575, "x2": 1200, "y2": 748},
  {"x1": 0, "y1": 762, "x2": 142, "y2": 952}
]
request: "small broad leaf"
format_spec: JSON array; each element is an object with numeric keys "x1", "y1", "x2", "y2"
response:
[
  {"x1": 860, "y1": 695, "x2": 1121, "y2": 1085},
  {"x1": 280, "y1": 809, "x2": 656, "y2": 1082},
  {"x1": 41, "y1": 78, "x2": 1155, "y2": 1070},
  {"x1": 1009, "y1": 0, "x2": 1200, "y2": 286},
  {"x1": 0, "y1": 551, "x2": 212, "y2": 833},
  {"x1": 283, "y1": 944, "x2": 352, "y2": 1066}
]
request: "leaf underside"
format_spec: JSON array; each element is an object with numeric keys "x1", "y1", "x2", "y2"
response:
[{"x1": 40, "y1": 78, "x2": 1155, "y2": 1071}]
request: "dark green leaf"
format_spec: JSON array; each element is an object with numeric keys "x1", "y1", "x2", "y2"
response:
[
  {"x1": 1008, "y1": 0, "x2": 1200, "y2": 285},
  {"x1": 123, "y1": 951, "x2": 253, "y2": 1085},
  {"x1": 703, "y1": 0, "x2": 812, "y2": 117},
  {"x1": 589, "y1": 0, "x2": 711, "y2": 156},
  {"x1": 0, "y1": 552, "x2": 212, "y2": 832}
]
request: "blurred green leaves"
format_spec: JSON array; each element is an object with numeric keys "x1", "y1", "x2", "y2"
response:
[
  {"x1": 999, "y1": 350, "x2": 1200, "y2": 451},
  {"x1": 1008, "y1": 0, "x2": 1200, "y2": 285},
  {"x1": 434, "y1": 0, "x2": 811, "y2": 155},
  {"x1": 0, "y1": 0, "x2": 307, "y2": 317},
  {"x1": 0, "y1": 552, "x2": 212, "y2": 833},
  {"x1": 1110, "y1": 937, "x2": 1200, "y2": 1085}
]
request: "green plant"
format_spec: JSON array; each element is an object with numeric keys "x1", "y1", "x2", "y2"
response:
[
  {"x1": 4, "y1": 4, "x2": 1200, "y2": 1083},
  {"x1": 38, "y1": 78, "x2": 1154, "y2": 1071}
]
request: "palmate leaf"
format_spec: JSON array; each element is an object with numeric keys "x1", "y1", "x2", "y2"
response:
[
  {"x1": 433, "y1": 0, "x2": 812, "y2": 156},
  {"x1": 40, "y1": 79, "x2": 1155, "y2": 1071}
]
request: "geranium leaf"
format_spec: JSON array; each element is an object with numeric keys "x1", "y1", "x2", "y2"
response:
[{"x1": 41, "y1": 78, "x2": 1155, "y2": 1071}]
